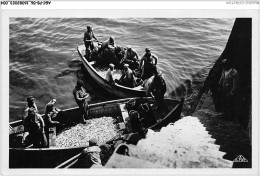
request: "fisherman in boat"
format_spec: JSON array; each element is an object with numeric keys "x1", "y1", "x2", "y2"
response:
[
  {"x1": 22, "y1": 96, "x2": 38, "y2": 121},
  {"x1": 44, "y1": 99, "x2": 63, "y2": 147},
  {"x1": 121, "y1": 45, "x2": 139, "y2": 70},
  {"x1": 44, "y1": 99, "x2": 61, "y2": 126},
  {"x1": 218, "y1": 59, "x2": 239, "y2": 121},
  {"x1": 83, "y1": 26, "x2": 98, "y2": 52},
  {"x1": 105, "y1": 63, "x2": 115, "y2": 84},
  {"x1": 77, "y1": 138, "x2": 102, "y2": 168},
  {"x1": 115, "y1": 64, "x2": 134, "y2": 88},
  {"x1": 96, "y1": 36, "x2": 117, "y2": 65},
  {"x1": 99, "y1": 36, "x2": 116, "y2": 53},
  {"x1": 128, "y1": 110, "x2": 142, "y2": 133},
  {"x1": 147, "y1": 66, "x2": 167, "y2": 114},
  {"x1": 138, "y1": 103, "x2": 157, "y2": 127},
  {"x1": 73, "y1": 80, "x2": 90, "y2": 124},
  {"x1": 139, "y1": 48, "x2": 158, "y2": 80},
  {"x1": 22, "y1": 107, "x2": 47, "y2": 148}
]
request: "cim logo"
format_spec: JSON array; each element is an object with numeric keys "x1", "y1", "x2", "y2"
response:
[{"x1": 233, "y1": 155, "x2": 248, "y2": 162}]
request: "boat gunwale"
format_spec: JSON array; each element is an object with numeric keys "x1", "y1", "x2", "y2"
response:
[
  {"x1": 10, "y1": 97, "x2": 181, "y2": 151},
  {"x1": 9, "y1": 97, "x2": 168, "y2": 126}
]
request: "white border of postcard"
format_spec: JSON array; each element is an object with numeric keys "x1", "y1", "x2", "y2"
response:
[{"x1": 1, "y1": 1, "x2": 259, "y2": 176}]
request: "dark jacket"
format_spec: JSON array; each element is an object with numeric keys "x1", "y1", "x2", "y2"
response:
[
  {"x1": 219, "y1": 68, "x2": 239, "y2": 96},
  {"x1": 148, "y1": 74, "x2": 166, "y2": 97}
]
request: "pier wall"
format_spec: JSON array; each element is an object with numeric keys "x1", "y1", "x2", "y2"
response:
[{"x1": 202, "y1": 18, "x2": 252, "y2": 130}]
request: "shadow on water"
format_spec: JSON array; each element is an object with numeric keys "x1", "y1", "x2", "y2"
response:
[
  {"x1": 54, "y1": 69, "x2": 78, "y2": 79},
  {"x1": 76, "y1": 65, "x2": 117, "y2": 103},
  {"x1": 54, "y1": 59, "x2": 85, "y2": 79},
  {"x1": 68, "y1": 59, "x2": 84, "y2": 68}
]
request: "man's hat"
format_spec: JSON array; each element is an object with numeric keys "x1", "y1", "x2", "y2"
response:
[
  {"x1": 123, "y1": 63, "x2": 129, "y2": 68},
  {"x1": 157, "y1": 70, "x2": 162, "y2": 76},
  {"x1": 222, "y1": 59, "x2": 227, "y2": 63},
  {"x1": 145, "y1": 48, "x2": 150, "y2": 52},
  {"x1": 109, "y1": 63, "x2": 115, "y2": 69},
  {"x1": 222, "y1": 59, "x2": 232, "y2": 66},
  {"x1": 51, "y1": 99, "x2": 57, "y2": 104},
  {"x1": 129, "y1": 110, "x2": 140, "y2": 119},
  {"x1": 89, "y1": 138, "x2": 98, "y2": 146},
  {"x1": 110, "y1": 36, "x2": 115, "y2": 42},
  {"x1": 27, "y1": 96, "x2": 35, "y2": 102}
]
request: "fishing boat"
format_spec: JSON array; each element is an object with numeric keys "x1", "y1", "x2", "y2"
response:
[
  {"x1": 9, "y1": 97, "x2": 183, "y2": 168},
  {"x1": 77, "y1": 44, "x2": 148, "y2": 98}
]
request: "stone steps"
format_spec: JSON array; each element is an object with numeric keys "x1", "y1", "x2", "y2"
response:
[
  {"x1": 116, "y1": 116, "x2": 233, "y2": 168},
  {"x1": 106, "y1": 113, "x2": 251, "y2": 168},
  {"x1": 194, "y1": 110, "x2": 251, "y2": 168}
]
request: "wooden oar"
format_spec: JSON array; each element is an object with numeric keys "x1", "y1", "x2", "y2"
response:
[{"x1": 55, "y1": 153, "x2": 81, "y2": 169}]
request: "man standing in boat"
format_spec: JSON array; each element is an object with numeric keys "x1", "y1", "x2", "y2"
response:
[
  {"x1": 73, "y1": 80, "x2": 90, "y2": 124},
  {"x1": 22, "y1": 96, "x2": 38, "y2": 121},
  {"x1": 139, "y1": 48, "x2": 158, "y2": 80},
  {"x1": 121, "y1": 45, "x2": 139, "y2": 70},
  {"x1": 147, "y1": 67, "x2": 167, "y2": 114},
  {"x1": 44, "y1": 99, "x2": 61, "y2": 126},
  {"x1": 84, "y1": 26, "x2": 98, "y2": 53},
  {"x1": 22, "y1": 107, "x2": 47, "y2": 148}
]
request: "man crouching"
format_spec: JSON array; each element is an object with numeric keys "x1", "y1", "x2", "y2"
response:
[{"x1": 77, "y1": 138, "x2": 103, "y2": 168}]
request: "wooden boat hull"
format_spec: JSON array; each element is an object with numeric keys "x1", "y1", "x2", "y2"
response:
[
  {"x1": 9, "y1": 145, "x2": 86, "y2": 168},
  {"x1": 77, "y1": 45, "x2": 147, "y2": 98},
  {"x1": 9, "y1": 97, "x2": 183, "y2": 168}
]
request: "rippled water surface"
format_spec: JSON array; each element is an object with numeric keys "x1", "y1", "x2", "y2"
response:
[{"x1": 9, "y1": 18, "x2": 235, "y2": 122}]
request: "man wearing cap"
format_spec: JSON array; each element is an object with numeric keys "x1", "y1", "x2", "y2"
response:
[
  {"x1": 105, "y1": 63, "x2": 115, "y2": 84},
  {"x1": 139, "y1": 48, "x2": 158, "y2": 80},
  {"x1": 218, "y1": 59, "x2": 239, "y2": 121},
  {"x1": 121, "y1": 45, "x2": 139, "y2": 69},
  {"x1": 83, "y1": 26, "x2": 98, "y2": 51},
  {"x1": 116, "y1": 64, "x2": 134, "y2": 88},
  {"x1": 77, "y1": 138, "x2": 102, "y2": 168},
  {"x1": 148, "y1": 66, "x2": 167, "y2": 114},
  {"x1": 73, "y1": 80, "x2": 90, "y2": 124},
  {"x1": 22, "y1": 107, "x2": 47, "y2": 148},
  {"x1": 22, "y1": 96, "x2": 38, "y2": 121}
]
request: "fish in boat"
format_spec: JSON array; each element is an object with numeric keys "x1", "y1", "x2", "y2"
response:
[{"x1": 10, "y1": 97, "x2": 183, "y2": 168}]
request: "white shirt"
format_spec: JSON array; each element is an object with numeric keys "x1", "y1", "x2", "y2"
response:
[{"x1": 105, "y1": 69, "x2": 114, "y2": 83}]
